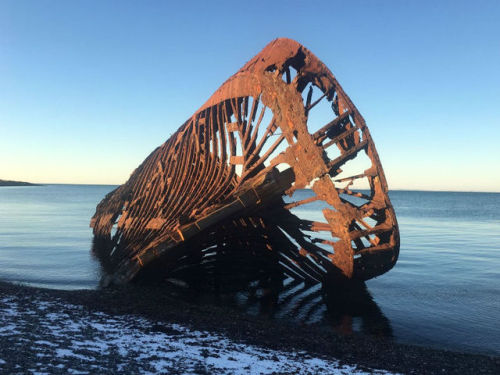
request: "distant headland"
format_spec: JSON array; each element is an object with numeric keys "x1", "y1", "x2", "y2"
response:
[{"x1": 0, "y1": 179, "x2": 41, "y2": 187}]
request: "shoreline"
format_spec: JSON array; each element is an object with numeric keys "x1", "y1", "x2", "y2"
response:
[
  {"x1": 0, "y1": 179, "x2": 41, "y2": 186},
  {"x1": 0, "y1": 281, "x2": 498, "y2": 374}
]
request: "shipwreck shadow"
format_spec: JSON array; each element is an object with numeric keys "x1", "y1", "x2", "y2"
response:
[
  {"x1": 92, "y1": 215, "x2": 393, "y2": 340},
  {"x1": 145, "y1": 252, "x2": 393, "y2": 340},
  {"x1": 322, "y1": 278, "x2": 393, "y2": 338}
]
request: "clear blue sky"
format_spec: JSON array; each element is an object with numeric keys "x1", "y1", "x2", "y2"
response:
[{"x1": 1, "y1": 0, "x2": 499, "y2": 191}]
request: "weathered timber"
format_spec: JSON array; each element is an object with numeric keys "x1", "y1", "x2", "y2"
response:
[{"x1": 91, "y1": 38, "x2": 400, "y2": 286}]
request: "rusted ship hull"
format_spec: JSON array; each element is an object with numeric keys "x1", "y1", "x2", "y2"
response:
[{"x1": 91, "y1": 38, "x2": 400, "y2": 286}]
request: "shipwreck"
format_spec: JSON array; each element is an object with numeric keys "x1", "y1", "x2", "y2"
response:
[{"x1": 91, "y1": 38, "x2": 400, "y2": 286}]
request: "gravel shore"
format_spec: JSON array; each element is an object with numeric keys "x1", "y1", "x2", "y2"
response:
[{"x1": 0, "y1": 281, "x2": 498, "y2": 374}]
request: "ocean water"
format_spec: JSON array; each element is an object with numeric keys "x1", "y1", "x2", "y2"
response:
[
  {"x1": 366, "y1": 191, "x2": 500, "y2": 355},
  {"x1": 0, "y1": 185, "x2": 499, "y2": 355},
  {"x1": 0, "y1": 184, "x2": 110, "y2": 289}
]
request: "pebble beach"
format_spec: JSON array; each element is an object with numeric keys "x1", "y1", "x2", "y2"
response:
[{"x1": 0, "y1": 281, "x2": 498, "y2": 374}]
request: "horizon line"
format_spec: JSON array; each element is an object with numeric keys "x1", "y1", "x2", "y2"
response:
[{"x1": 9, "y1": 182, "x2": 500, "y2": 194}]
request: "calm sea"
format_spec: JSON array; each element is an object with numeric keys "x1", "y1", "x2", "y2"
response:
[{"x1": 0, "y1": 185, "x2": 499, "y2": 355}]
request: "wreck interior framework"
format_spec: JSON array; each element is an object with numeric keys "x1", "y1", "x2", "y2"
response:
[{"x1": 91, "y1": 38, "x2": 400, "y2": 287}]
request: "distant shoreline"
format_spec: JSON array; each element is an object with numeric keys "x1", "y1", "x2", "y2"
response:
[{"x1": 0, "y1": 179, "x2": 41, "y2": 187}]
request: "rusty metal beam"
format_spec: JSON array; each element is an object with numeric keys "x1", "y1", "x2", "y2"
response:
[{"x1": 91, "y1": 38, "x2": 400, "y2": 286}]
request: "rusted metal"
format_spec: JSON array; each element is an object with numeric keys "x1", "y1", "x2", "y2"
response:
[{"x1": 91, "y1": 38, "x2": 400, "y2": 286}]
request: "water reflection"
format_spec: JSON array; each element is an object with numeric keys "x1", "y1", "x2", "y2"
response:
[
  {"x1": 157, "y1": 251, "x2": 393, "y2": 340},
  {"x1": 323, "y1": 279, "x2": 392, "y2": 338}
]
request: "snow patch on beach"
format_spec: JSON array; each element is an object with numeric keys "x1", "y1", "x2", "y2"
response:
[{"x1": 0, "y1": 293, "x2": 399, "y2": 374}]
